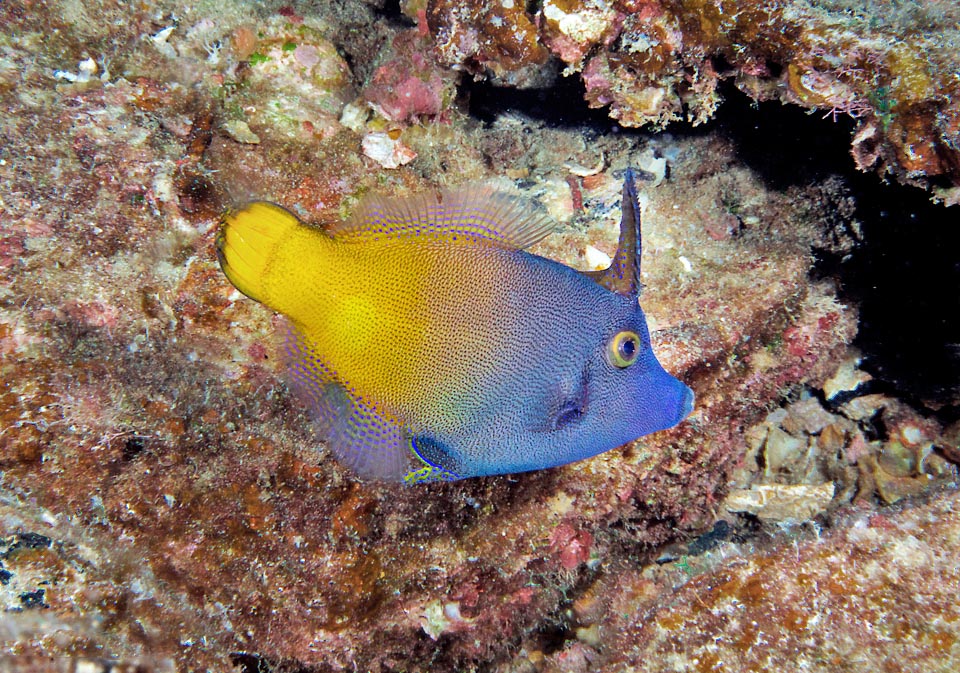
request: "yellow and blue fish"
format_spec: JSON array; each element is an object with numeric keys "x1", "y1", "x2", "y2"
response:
[{"x1": 217, "y1": 170, "x2": 694, "y2": 483}]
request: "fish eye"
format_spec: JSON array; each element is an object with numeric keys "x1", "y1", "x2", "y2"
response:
[{"x1": 607, "y1": 330, "x2": 641, "y2": 368}]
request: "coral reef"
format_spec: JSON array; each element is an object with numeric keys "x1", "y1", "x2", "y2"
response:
[
  {"x1": 423, "y1": 0, "x2": 960, "y2": 194},
  {"x1": 0, "y1": 0, "x2": 956, "y2": 671}
]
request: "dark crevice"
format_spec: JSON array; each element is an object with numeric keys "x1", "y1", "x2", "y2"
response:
[
  {"x1": 464, "y1": 75, "x2": 616, "y2": 130},
  {"x1": 686, "y1": 84, "x2": 960, "y2": 413},
  {"x1": 230, "y1": 653, "x2": 317, "y2": 673},
  {"x1": 697, "y1": 82, "x2": 859, "y2": 188},
  {"x1": 373, "y1": 0, "x2": 416, "y2": 26},
  {"x1": 537, "y1": 620, "x2": 575, "y2": 656}
]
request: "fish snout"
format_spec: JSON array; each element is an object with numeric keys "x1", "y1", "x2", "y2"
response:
[
  {"x1": 679, "y1": 384, "x2": 695, "y2": 421},
  {"x1": 640, "y1": 365, "x2": 695, "y2": 433}
]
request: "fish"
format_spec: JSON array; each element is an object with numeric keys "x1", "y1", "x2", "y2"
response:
[{"x1": 216, "y1": 170, "x2": 694, "y2": 483}]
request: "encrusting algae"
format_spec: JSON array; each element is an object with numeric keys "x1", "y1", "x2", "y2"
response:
[{"x1": 217, "y1": 171, "x2": 694, "y2": 482}]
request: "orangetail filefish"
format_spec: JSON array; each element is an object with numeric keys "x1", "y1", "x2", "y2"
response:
[{"x1": 217, "y1": 170, "x2": 694, "y2": 483}]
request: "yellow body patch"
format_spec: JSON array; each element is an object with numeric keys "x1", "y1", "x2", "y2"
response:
[{"x1": 220, "y1": 203, "x2": 500, "y2": 425}]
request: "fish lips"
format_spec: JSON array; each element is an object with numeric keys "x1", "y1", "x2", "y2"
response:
[{"x1": 630, "y1": 366, "x2": 695, "y2": 437}]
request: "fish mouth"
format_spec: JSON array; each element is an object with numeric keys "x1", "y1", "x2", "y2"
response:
[{"x1": 680, "y1": 386, "x2": 696, "y2": 420}]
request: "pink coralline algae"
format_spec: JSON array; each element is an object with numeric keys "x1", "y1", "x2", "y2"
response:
[
  {"x1": 550, "y1": 523, "x2": 595, "y2": 570},
  {"x1": 363, "y1": 30, "x2": 458, "y2": 123}
]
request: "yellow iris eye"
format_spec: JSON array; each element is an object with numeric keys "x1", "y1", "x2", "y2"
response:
[{"x1": 608, "y1": 330, "x2": 640, "y2": 368}]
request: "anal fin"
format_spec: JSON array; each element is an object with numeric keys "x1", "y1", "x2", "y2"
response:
[{"x1": 282, "y1": 322, "x2": 450, "y2": 483}]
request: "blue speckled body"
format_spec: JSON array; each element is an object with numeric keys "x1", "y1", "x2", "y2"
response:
[{"x1": 406, "y1": 245, "x2": 691, "y2": 478}]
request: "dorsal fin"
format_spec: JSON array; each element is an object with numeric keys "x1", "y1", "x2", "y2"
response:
[
  {"x1": 328, "y1": 186, "x2": 556, "y2": 249},
  {"x1": 589, "y1": 169, "x2": 643, "y2": 299}
]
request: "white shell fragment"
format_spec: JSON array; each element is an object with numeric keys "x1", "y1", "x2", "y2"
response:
[
  {"x1": 634, "y1": 149, "x2": 667, "y2": 187},
  {"x1": 149, "y1": 26, "x2": 178, "y2": 59},
  {"x1": 339, "y1": 103, "x2": 370, "y2": 133},
  {"x1": 53, "y1": 57, "x2": 100, "y2": 83},
  {"x1": 222, "y1": 120, "x2": 261, "y2": 144},
  {"x1": 823, "y1": 352, "x2": 873, "y2": 400},
  {"x1": 362, "y1": 132, "x2": 417, "y2": 169},
  {"x1": 584, "y1": 244, "x2": 611, "y2": 271},
  {"x1": 565, "y1": 152, "x2": 606, "y2": 177},
  {"x1": 724, "y1": 483, "x2": 835, "y2": 522}
]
